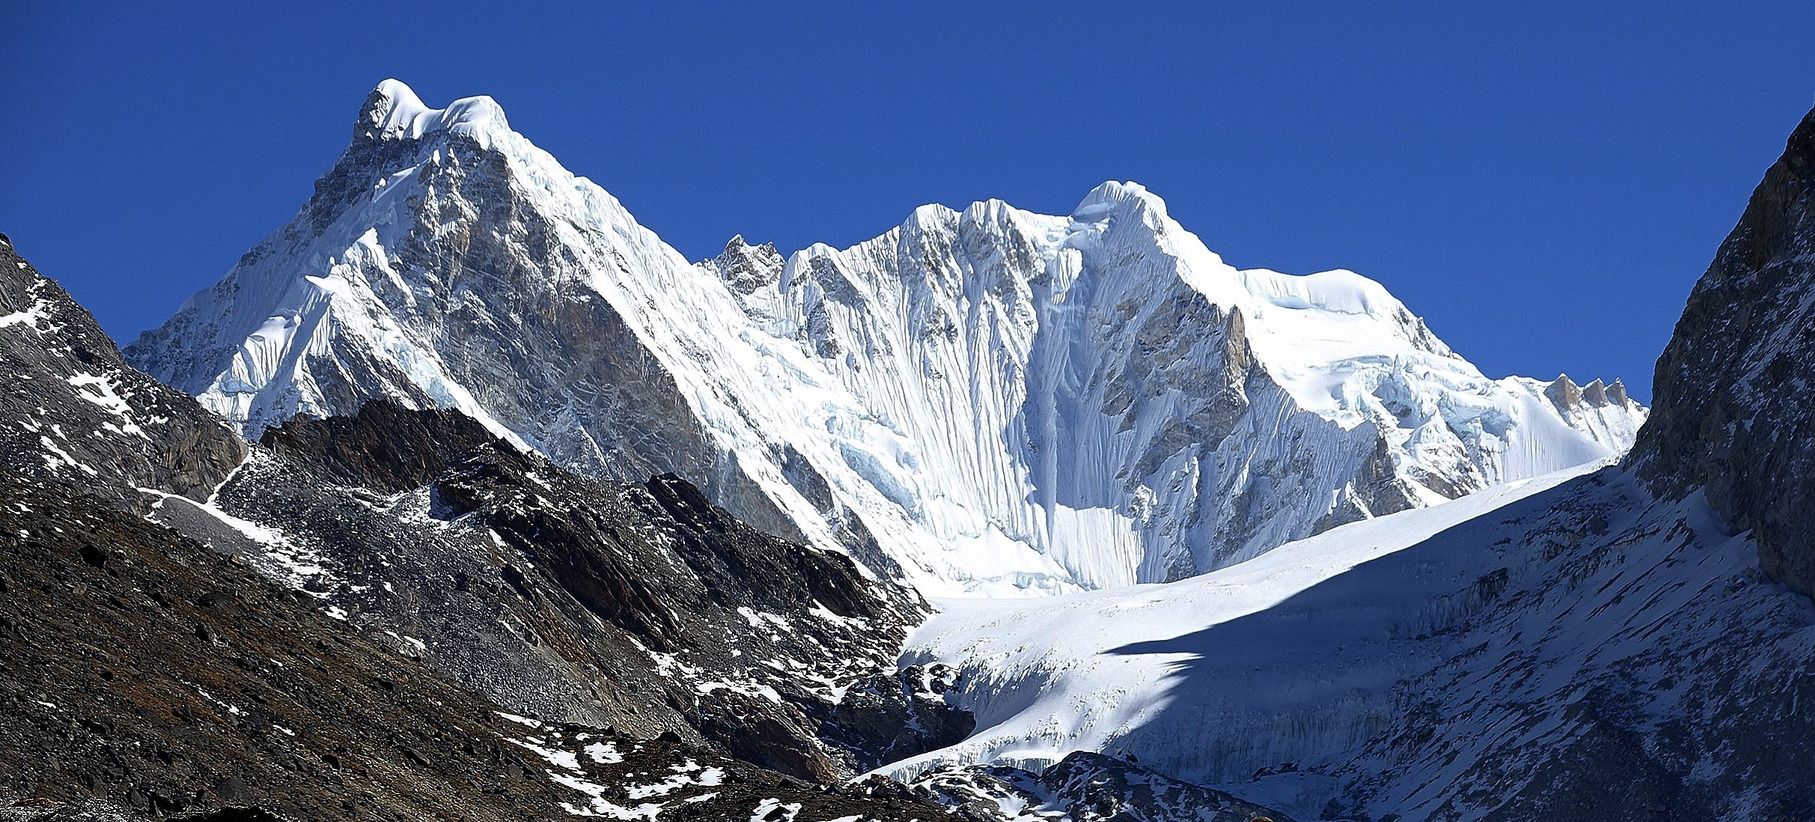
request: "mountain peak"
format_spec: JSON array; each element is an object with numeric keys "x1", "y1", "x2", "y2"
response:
[
  {"x1": 129, "y1": 87, "x2": 1647, "y2": 597},
  {"x1": 1071, "y1": 180, "x2": 1167, "y2": 223},
  {"x1": 354, "y1": 78, "x2": 510, "y2": 149},
  {"x1": 711, "y1": 234, "x2": 785, "y2": 295},
  {"x1": 1545, "y1": 373, "x2": 1582, "y2": 410}
]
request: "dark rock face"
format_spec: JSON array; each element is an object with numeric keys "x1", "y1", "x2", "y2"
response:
[
  {"x1": 0, "y1": 237, "x2": 244, "y2": 508},
  {"x1": 912, "y1": 751, "x2": 1293, "y2": 821},
  {"x1": 166, "y1": 400, "x2": 962, "y2": 782},
  {"x1": 0, "y1": 247, "x2": 955, "y2": 821},
  {"x1": 0, "y1": 476, "x2": 949, "y2": 821},
  {"x1": 711, "y1": 235, "x2": 786, "y2": 296},
  {"x1": 254, "y1": 399, "x2": 498, "y2": 492},
  {"x1": 821, "y1": 664, "x2": 975, "y2": 771},
  {"x1": 1632, "y1": 105, "x2": 1815, "y2": 596}
]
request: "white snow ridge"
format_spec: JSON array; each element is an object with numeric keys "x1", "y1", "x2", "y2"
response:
[{"x1": 127, "y1": 80, "x2": 1644, "y2": 598}]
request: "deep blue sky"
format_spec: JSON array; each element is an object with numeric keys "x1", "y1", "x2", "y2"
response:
[{"x1": 5, "y1": 3, "x2": 1814, "y2": 400}]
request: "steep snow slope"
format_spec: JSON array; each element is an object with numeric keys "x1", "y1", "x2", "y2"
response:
[
  {"x1": 893, "y1": 463, "x2": 1815, "y2": 819},
  {"x1": 716, "y1": 185, "x2": 1645, "y2": 585},
  {"x1": 890, "y1": 462, "x2": 1596, "y2": 780},
  {"x1": 130, "y1": 81, "x2": 1643, "y2": 595}
]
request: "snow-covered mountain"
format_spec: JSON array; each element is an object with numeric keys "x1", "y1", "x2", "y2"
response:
[
  {"x1": 894, "y1": 455, "x2": 1815, "y2": 819},
  {"x1": 883, "y1": 105, "x2": 1815, "y2": 820},
  {"x1": 708, "y1": 189, "x2": 1645, "y2": 589},
  {"x1": 127, "y1": 80, "x2": 1644, "y2": 595}
]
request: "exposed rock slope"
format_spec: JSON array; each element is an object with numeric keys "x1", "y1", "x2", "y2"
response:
[
  {"x1": 0, "y1": 239, "x2": 950, "y2": 820},
  {"x1": 1634, "y1": 105, "x2": 1815, "y2": 596},
  {"x1": 0, "y1": 235, "x2": 244, "y2": 507},
  {"x1": 1, "y1": 476, "x2": 950, "y2": 822},
  {"x1": 154, "y1": 400, "x2": 966, "y2": 781},
  {"x1": 911, "y1": 752, "x2": 1295, "y2": 822}
]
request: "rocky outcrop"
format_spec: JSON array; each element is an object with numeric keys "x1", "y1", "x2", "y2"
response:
[
  {"x1": 0, "y1": 236, "x2": 244, "y2": 508},
  {"x1": 1544, "y1": 373, "x2": 1584, "y2": 410},
  {"x1": 1545, "y1": 373, "x2": 1634, "y2": 416},
  {"x1": 0, "y1": 472, "x2": 945, "y2": 821},
  {"x1": 169, "y1": 401, "x2": 955, "y2": 782},
  {"x1": 712, "y1": 235, "x2": 786, "y2": 296},
  {"x1": 912, "y1": 751, "x2": 1294, "y2": 821},
  {"x1": 1632, "y1": 105, "x2": 1815, "y2": 596}
]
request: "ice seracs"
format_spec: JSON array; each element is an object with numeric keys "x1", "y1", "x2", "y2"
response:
[{"x1": 129, "y1": 80, "x2": 1646, "y2": 597}]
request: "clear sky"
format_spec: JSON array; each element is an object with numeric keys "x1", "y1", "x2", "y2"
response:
[{"x1": 5, "y1": 2, "x2": 1814, "y2": 400}]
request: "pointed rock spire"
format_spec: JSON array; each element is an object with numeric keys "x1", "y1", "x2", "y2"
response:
[
  {"x1": 1581, "y1": 378, "x2": 1608, "y2": 406},
  {"x1": 1544, "y1": 374, "x2": 1582, "y2": 411},
  {"x1": 710, "y1": 234, "x2": 784, "y2": 295},
  {"x1": 1607, "y1": 377, "x2": 1630, "y2": 407}
]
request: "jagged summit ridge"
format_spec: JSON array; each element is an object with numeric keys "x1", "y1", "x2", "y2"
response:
[
  {"x1": 722, "y1": 174, "x2": 1648, "y2": 582},
  {"x1": 129, "y1": 82, "x2": 1647, "y2": 595}
]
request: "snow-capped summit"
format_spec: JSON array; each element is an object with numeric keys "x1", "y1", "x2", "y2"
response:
[
  {"x1": 356, "y1": 78, "x2": 511, "y2": 149},
  {"x1": 725, "y1": 176, "x2": 1646, "y2": 586},
  {"x1": 128, "y1": 82, "x2": 1645, "y2": 595}
]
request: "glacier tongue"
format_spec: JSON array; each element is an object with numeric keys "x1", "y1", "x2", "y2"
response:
[{"x1": 128, "y1": 81, "x2": 1645, "y2": 596}]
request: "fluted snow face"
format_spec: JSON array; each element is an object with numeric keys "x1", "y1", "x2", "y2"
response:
[
  {"x1": 129, "y1": 81, "x2": 1645, "y2": 596},
  {"x1": 717, "y1": 180, "x2": 1648, "y2": 587}
]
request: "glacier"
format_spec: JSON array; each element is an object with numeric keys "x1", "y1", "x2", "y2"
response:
[
  {"x1": 886, "y1": 465, "x2": 1597, "y2": 784},
  {"x1": 127, "y1": 80, "x2": 1645, "y2": 597},
  {"x1": 890, "y1": 459, "x2": 1815, "y2": 818}
]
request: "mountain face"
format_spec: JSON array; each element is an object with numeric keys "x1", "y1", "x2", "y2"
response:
[
  {"x1": 1633, "y1": 106, "x2": 1815, "y2": 597},
  {"x1": 0, "y1": 235, "x2": 245, "y2": 507},
  {"x1": 2, "y1": 473, "x2": 952, "y2": 822},
  {"x1": 889, "y1": 107, "x2": 1815, "y2": 820},
  {"x1": 149, "y1": 400, "x2": 967, "y2": 783},
  {"x1": 127, "y1": 81, "x2": 1644, "y2": 595},
  {"x1": 709, "y1": 189, "x2": 1645, "y2": 588},
  {"x1": 0, "y1": 240, "x2": 953, "y2": 821},
  {"x1": 911, "y1": 751, "x2": 1296, "y2": 822}
]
